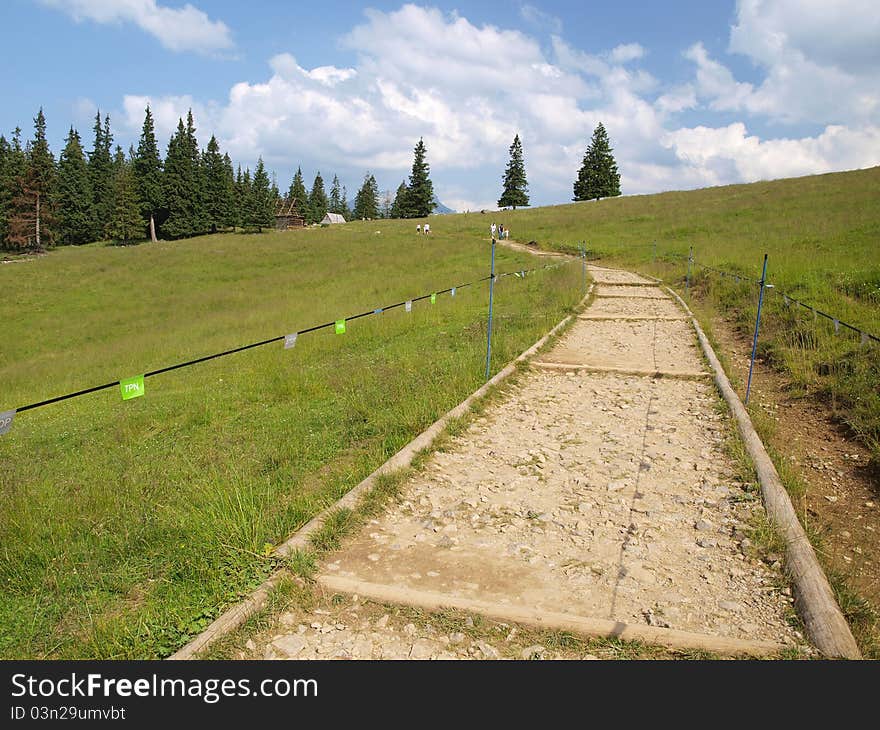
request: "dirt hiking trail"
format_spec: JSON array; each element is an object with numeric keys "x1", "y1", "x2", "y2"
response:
[{"x1": 243, "y1": 265, "x2": 806, "y2": 660}]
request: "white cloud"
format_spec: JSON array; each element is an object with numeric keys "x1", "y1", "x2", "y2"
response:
[
  {"x1": 39, "y1": 0, "x2": 233, "y2": 55},
  {"x1": 685, "y1": 0, "x2": 879, "y2": 125},
  {"x1": 663, "y1": 122, "x2": 880, "y2": 186},
  {"x1": 519, "y1": 4, "x2": 563, "y2": 35},
  {"x1": 112, "y1": 3, "x2": 880, "y2": 206},
  {"x1": 610, "y1": 43, "x2": 646, "y2": 64}
]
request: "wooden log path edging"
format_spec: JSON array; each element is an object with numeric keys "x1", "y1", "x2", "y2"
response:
[
  {"x1": 530, "y1": 362, "x2": 711, "y2": 380},
  {"x1": 317, "y1": 575, "x2": 787, "y2": 658},
  {"x1": 168, "y1": 286, "x2": 594, "y2": 660},
  {"x1": 665, "y1": 286, "x2": 861, "y2": 659}
]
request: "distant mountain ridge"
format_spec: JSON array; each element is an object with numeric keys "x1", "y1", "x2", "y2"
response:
[{"x1": 432, "y1": 197, "x2": 455, "y2": 214}]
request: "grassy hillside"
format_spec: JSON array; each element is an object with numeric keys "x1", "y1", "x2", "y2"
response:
[
  {"x1": 0, "y1": 224, "x2": 582, "y2": 658},
  {"x1": 451, "y1": 167, "x2": 880, "y2": 459}
]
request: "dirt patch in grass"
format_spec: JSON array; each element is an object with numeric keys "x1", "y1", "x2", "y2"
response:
[{"x1": 708, "y1": 312, "x2": 879, "y2": 656}]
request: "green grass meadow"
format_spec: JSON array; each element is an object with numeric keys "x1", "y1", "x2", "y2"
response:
[
  {"x1": 2, "y1": 165, "x2": 877, "y2": 659},
  {"x1": 0, "y1": 222, "x2": 582, "y2": 658}
]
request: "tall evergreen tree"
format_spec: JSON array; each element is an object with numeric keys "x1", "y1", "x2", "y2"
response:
[
  {"x1": 8, "y1": 109, "x2": 57, "y2": 251},
  {"x1": 221, "y1": 153, "x2": 237, "y2": 229},
  {"x1": 244, "y1": 158, "x2": 274, "y2": 231},
  {"x1": 0, "y1": 129, "x2": 26, "y2": 249},
  {"x1": 185, "y1": 110, "x2": 208, "y2": 235},
  {"x1": 498, "y1": 134, "x2": 529, "y2": 209},
  {"x1": 287, "y1": 166, "x2": 308, "y2": 219},
  {"x1": 88, "y1": 111, "x2": 114, "y2": 239},
  {"x1": 391, "y1": 181, "x2": 408, "y2": 219},
  {"x1": 133, "y1": 106, "x2": 164, "y2": 242},
  {"x1": 233, "y1": 164, "x2": 245, "y2": 229},
  {"x1": 0, "y1": 136, "x2": 9, "y2": 246},
  {"x1": 162, "y1": 119, "x2": 192, "y2": 238},
  {"x1": 308, "y1": 171, "x2": 328, "y2": 224},
  {"x1": 203, "y1": 135, "x2": 230, "y2": 233},
  {"x1": 328, "y1": 174, "x2": 342, "y2": 214},
  {"x1": 162, "y1": 111, "x2": 206, "y2": 239},
  {"x1": 406, "y1": 138, "x2": 434, "y2": 218},
  {"x1": 353, "y1": 173, "x2": 379, "y2": 220},
  {"x1": 108, "y1": 149, "x2": 144, "y2": 244},
  {"x1": 56, "y1": 127, "x2": 94, "y2": 245},
  {"x1": 573, "y1": 122, "x2": 621, "y2": 201}
]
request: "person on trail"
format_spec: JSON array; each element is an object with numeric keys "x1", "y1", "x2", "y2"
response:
[
  {"x1": 499, "y1": 224, "x2": 504, "y2": 240},
  {"x1": 416, "y1": 224, "x2": 421, "y2": 234},
  {"x1": 424, "y1": 223, "x2": 430, "y2": 235},
  {"x1": 490, "y1": 222, "x2": 497, "y2": 239}
]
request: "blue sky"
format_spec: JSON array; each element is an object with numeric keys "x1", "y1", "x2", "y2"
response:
[{"x1": 3, "y1": 1, "x2": 878, "y2": 210}]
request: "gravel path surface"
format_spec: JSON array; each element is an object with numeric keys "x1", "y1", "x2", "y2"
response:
[{"x1": 246, "y1": 265, "x2": 804, "y2": 660}]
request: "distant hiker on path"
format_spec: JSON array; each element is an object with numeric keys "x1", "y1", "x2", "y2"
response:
[
  {"x1": 424, "y1": 223, "x2": 430, "y2": 235},
  {"x1": 499, "y1": 224, "x2": 504, "y2": 240},
  {"x1": 416, "y1": 224, "x2": 421, "y2": 234},
  {"x1": 490, "y1": 222, "x2": 497, "y2": 239}
]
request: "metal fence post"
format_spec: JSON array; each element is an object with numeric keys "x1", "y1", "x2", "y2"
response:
[
  {"x1": 484, "y1": 237, "x2": 496, "y2": 381},
  {"x1": 745, "y1": 253, "x2": 768, "y2": 405},
  {"x1": 685, "y1": 245, "x2": 693, "y2": 295}
]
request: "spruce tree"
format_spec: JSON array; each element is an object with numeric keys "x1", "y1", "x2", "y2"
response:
[
  {"x1": 185, "y1": 110, "x2": 208, "y2": 235},
  {"x1": 498, "y1": 134, "x2": 529, "y2": 209},
  {"x1": 56, "y1": 127, "x2": 94, "y2": 245},
  {"x1": 328, "y1": 174, "x2": 342, "y2": 214},
  {"x1": 0, "y1": 136, "x2": 9, "y2": 246},
  {"x1": 88, "y1": 111, "x2": 114, "y2": 239},
  {"x1": 133, "y1": 106, "x2": 164, "y2": 242},
  {"x1": 246, "y1": 157, "x2": 274, "y2": 231},
  {"x1": 353, "y1": 173, "x2": 379, "y2": 220},
  {"x1": 203, "y1": 135, "x2": 228, "y2": 233},
  {"x1": 233, "y1": 164, "x2": 245, "y2": 229},
  {"x1": 391, "y1": 181, "x2": 408, "y2": 219},
  {"x1": 162, "y1": 119, "x2": 191, "y2": 238},
  {"x1": 8, "y1": 109, "x2": 57, "y2": 251},
  {"x1": 108, "y1": 149, "x2": 144, "y2": 244},
  {"x1": 287, "y1": 166, "x2": 308, "y2": 220},
  {"x1": 221, "y1": 153, "x2": 236, "y2": 229},
  {"x1": 573, "y1": 122, "x2": 621, "y2": 201},
  {"x1": 0, "y1": 129, "x2": 26, "y2": 249},
  {"x1": 406, "y1": 138, "x2": 434, "y2": 218},
  {"x1": 162, "y1": 111, "x2": 205, "y2": 239},
  {"x1": 308, "y1": 171, "x2": 328, "y2": 224}
]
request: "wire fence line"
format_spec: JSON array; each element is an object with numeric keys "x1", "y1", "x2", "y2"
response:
[
  {"x1": 608, "y1": 244, "x2": 877, "y2": 345},
  {"x1": 0, "y1": 257, "x2": 579, "y2": 436}
]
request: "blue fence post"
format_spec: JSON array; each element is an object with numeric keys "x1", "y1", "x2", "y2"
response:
[
  {"x1": 484, "y1": 237, "x2": 496, "y2": 381},
  {"x1": 745, "y1": 253, "x2": 768, "y2": 405},
  {"x1": 685, "y1": 245, "x2": 693, "y2": 295}
]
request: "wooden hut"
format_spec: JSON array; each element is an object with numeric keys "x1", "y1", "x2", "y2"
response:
[{"x1": 275, "y1": 198, "x2": 305, "y2": 230}]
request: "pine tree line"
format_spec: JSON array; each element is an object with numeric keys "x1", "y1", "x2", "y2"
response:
[
  {"x1": 0, "y1": 106, "x2": 623, "y2": 250},
  {"x1": 0, "y1": 107, "x2": 287, "y2": 250}
]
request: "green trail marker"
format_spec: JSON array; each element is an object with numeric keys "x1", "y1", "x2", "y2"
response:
[
  {"x1": 335, "y1": 319, "x2": 346, "y2": 335},
  {"x1": 430, "y1": 293, "x2": 437, "y2": 304},
  {"x1": 120, "y1": 375, "x2": 145, "y2": 400}
]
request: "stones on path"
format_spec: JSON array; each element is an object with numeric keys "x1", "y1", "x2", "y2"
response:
[{"x1": 244, "y1": 265, "x2": 806, "y2": 660}]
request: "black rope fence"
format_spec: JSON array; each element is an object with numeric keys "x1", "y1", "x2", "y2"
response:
[{"x1": 0, "y1": 257, "x2": 578, "y2": 435}]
